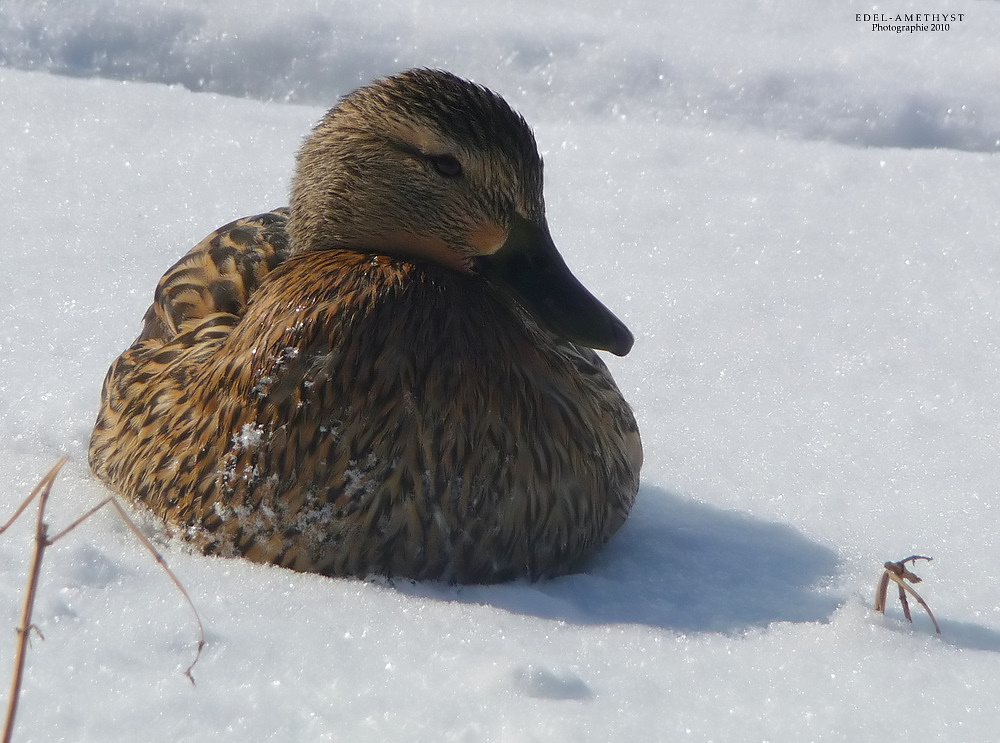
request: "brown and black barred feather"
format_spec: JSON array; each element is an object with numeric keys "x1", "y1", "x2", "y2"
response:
[{"x1": 137, "y1": 208, "x2": 291, "y2": 342}]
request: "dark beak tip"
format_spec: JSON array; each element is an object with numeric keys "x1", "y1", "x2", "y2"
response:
[{"x1": 610, "y1": 322, "x2": 635, "y2": 356}]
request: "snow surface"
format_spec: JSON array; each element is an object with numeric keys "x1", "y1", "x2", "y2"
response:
[{"x1": 2, "y1": 0, "x2": 1000, "y2": 740}]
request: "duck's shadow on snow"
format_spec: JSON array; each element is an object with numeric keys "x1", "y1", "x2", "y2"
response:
[{"x1": 392, "y1": 485, "x2": 843, "y2": 633}]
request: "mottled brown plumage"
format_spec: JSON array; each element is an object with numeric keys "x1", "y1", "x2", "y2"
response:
[{"x1": 89, "y1": 69, "x2": 641, "y2": 582}]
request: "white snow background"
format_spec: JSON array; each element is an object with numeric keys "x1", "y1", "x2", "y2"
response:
[{"x1": 2, "y1": 0, "x2": 1000, "y2": 740}]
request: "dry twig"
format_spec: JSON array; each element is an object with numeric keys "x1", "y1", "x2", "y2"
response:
[
  {"x1": 105, "y1": 498, "x2": 205, "y2": 682},
  {"x1": 3, "y1": 456, "x2": 67, "y2": 743},
  {"x1": 874, "y1": 555, "x2": 941, "y2": 634},
  {"x1": 2, "y1": 458, "x2": 205, "y2": 743}
]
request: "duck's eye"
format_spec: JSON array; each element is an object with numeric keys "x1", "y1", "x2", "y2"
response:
[{"x1": 429, "y1": 154, "x2": 463, "y2": 178}]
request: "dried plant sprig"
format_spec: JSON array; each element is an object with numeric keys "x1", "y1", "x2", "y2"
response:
[
  {"x1": 874, "y1": 555, "x2": 941, "y2": 634},
  {"x1": 104, "y1": 498, "x2": 205, "y2": 683},
  {"x1": 3, "y1": 456, "x2": 68, "y2": 743},
  {"x1": 2, "y1": 458, "x2": 206, "y2": 743}
]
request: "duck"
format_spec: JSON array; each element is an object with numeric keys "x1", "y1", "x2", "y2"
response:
[{"x1": 88, "y1": 69, "x2": 642, "y2": 583}]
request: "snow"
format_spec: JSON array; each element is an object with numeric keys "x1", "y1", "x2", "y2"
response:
[{"x1": 2, "y1": 0, "x2": 1000, "y2": 740}]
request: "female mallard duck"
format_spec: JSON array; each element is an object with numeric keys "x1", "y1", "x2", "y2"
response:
[{"x1": 89, "y1": 69, "x2": 641, "y2": 583}]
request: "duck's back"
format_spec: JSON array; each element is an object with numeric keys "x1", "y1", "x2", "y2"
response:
[{"x1": 90, "y1": 212, "x2": 641, "y2": 582}]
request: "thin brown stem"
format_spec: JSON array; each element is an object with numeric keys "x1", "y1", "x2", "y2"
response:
[
  {"x1": 106, "y1": 499, "x2": 205, "y2": 683},
  {"x1": 47, "y1": 497, "x2": 112, "y2": 544},
  {"x1": 3, "y1": 456, "x2": 68, "y2": 743},
  {"x1": 890, "y1": 573, "x2": 942, "y2": 634},
  {"x1": 874, "y1": 569, "x2": 890, "y2": 613}
]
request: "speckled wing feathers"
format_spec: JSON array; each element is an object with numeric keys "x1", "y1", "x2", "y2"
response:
[{"x1": 138, "y1": 208, "x2": 291, "y2": 342}]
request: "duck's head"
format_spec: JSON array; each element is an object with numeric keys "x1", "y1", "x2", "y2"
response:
[{"x1": 288, "y1": 68, "x2": 634, "y2": 356}]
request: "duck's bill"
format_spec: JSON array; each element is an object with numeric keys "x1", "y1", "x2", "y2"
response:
[{"x1": 473, "y1": 214, "x2": 634, "y2": 356}]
